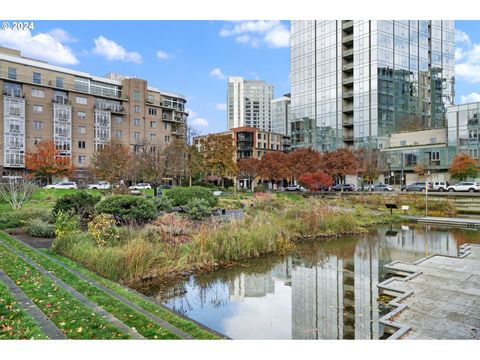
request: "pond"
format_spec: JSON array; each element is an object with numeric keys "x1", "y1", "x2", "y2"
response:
[{"x1": 147, "y1": 224, "x2": 480, "y2": 339}]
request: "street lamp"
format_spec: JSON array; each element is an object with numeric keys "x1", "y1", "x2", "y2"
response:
[{"x1": 425, "y1": 170, "x2": 431, "y2": 217}]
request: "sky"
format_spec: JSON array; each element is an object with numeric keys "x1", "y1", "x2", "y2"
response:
[{"x1": 0, "y1": 20, "x2": 479, "y2": 135}]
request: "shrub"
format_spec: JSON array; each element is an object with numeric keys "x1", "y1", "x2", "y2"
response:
[
  {"x1": 165, "y1": 186, "x2": 217, "y2": 207},
  {"x1": 54, "y1": 211, "x2": 79, "y2": 239},
  {"x1": 253, "y1": 184, "x2": 265, "y2": 192},
  {"x1": 0, "y1": 209, "x2": 51, "y2": 230},
  {"x1": 185, "y1": 198, "x2": 212, "y2": 220},
  {"x1": 95, "y1": 195, "x2": 158, "y2": 224},
  {"x1": 145, "y1": 213, "x2": 191, "y2": 245},
  {"x1": 52, "y1": 192, "x2": 100, "y2": 223},
  {"x1": 151, "y1": 196, "x2": 174, "y2": 212},
  {"x1": 87, "y1": 214, "x2": 120, "y2": 247},
  {"x1": 25, "y1": 218, "x2": 55, "y2": 238}
]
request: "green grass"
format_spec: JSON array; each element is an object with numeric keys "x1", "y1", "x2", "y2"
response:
[
  {"x1": 0, "y1": 232, "x2": 218, "y2": 340},
  {"x1": 0, "y1": 240, "x2": 129, "y2": 339},
  {"x1": 0, "y1": 281, "x2": 48, "y2": 339}
]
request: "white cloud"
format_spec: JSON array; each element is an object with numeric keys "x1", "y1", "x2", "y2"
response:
[
  {"x1": 220, "y1": 21, "x2": 290, "y2": 48},
  {"x1": 456, "y1": 42, "x2": 480, "y2": 83},
  {"x1": 156, "y1": 50, "x2": 171, "y2": 60},
  {"x1": 460, "y1": 92, "x2": 480, "y2": 104},
  {"x1": 190, "y1": 118, "x2": 209, "y2": 127},
  {"x1": 456, "y1": 30, "x2": 470, "y2": 45},
  {"x1": 209, "y1": 67, "x2": 226, "y2": 80},
  {"x1": 215, "y1": 103, "x2": 227, "y2": 111},
  {"x1": 48, "y1": 28, "x2": 77, "y2": 43},
  {"x1": 92, "y1": 36, "x2": 142, "y2": 63},
  {"x1": 0, "y1": 29, "x2": 78, "y2": 65}
]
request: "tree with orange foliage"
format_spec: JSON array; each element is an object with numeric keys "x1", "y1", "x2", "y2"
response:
[
  {"x1": 25, "y1": 140, "x2": 74, "y2": 184},
  {"x1": 298, "y1": 172, "x2": 333, "y2": 192},
  {"x1": 321, "y1": 148, "x2": 358, "y2": 184},
  {"x1": 238, "y1": 158, "x2": 261, "y2": 190},
  {"x1": 286, "y1": 148, "x2": 323, "y2": 185},
  {"x1": 259, "y1": 151, "x2": 289, "y2": 188},
  {"x1": 449, "y1": 153, "x2": 479, "y2": 181}
]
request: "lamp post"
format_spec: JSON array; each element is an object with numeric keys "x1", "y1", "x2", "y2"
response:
[{"x1": 425, "y1": 170, "x2": 431, "y2": 217}]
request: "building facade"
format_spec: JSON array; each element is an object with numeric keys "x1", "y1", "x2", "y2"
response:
[
  {"x1": 447, "y1": 102, "x2": 480, "y2": 161},
  {"x1": 227, "y1": 76, "x2": 274, "y2": 132},
  {"x1": 290, "y1": 20, "x2": 455, "y2": 154},
  {"x1": 0, "y1": 46, "x2": 188, "y2": 184},
  {"x1": 271, "y1": 94, "x2": 291, "y2": 136}
]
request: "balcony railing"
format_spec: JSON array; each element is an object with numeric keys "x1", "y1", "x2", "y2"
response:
[
  {"x1": 342, "y1": 76, "x2": 354, "y2": 85},
  {"x1": 52, "y1": 97, "x2": 71, "y2": 105},
  {"x1": 3, "y1": 89, "x2": 24, "y2": 98},
  {"x1": 94, "y1": 103, "x2": 123, "y2": 113}
]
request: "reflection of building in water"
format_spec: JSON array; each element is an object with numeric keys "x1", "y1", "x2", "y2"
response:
[
  {"x1": 229, "y1": 272, "x2": 275, "y2": 302},
  {"x1": 381, "y1": 226, "x2": 457, "y2": 259},
  {"x1": 272, "y1": 258, "x2": 293, "y2": 285},
  {"x1": 291, "y1": 256, "x2": 344, "y2": 339}
]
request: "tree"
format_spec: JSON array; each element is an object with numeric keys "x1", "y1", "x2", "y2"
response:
[
  {"x1": 164, "y1": 139, "x2": 188, "y2": 184},
  {"x1": 133, "y1": 143, "x2": 167, "y2": 195},
  {"x1": 0, "y1": 177, "x2": 37, "y2": 211},
  {"x1": 202, "y1": 134, "x2": 238, "y2": 188},
  {"x1": 449, "y1": 153, "x2": 480, "y2": 181},
  {"x1": 185, "y1": 145, "x2": 206, "y2": 187},
  {"x1": 238, "y1": 158, "x2": 261, "y2": 190},
  {"x1": 286, "y1": 148, "x2": 322, "y2": 185},
  {"x1": 90, "y1": 143, "x2": 132, "y2": 186},
  {"x1": 356, "y1": 148, "x2": 379, "y2": 185},
  {"x1": 259, "y1": 151, "x2": 289, "y2": 188},
  {"x1": 298, "y1": 172, "x2": 333, "y2": 192},
  {"x1": 25, "y1": 140, "x2": 74, "y2": 184},
  {"x1": 321, "y1": 148, "x2": 358, "y2": 184}
]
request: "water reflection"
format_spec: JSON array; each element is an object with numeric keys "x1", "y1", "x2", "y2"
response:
[{"x1": 155, "y1": 224, "x2": 480, "y2": 339}]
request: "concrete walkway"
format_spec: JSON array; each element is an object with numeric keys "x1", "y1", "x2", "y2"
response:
[
  {"x1": 402, "y1": 216, "x2": 480, "y2": 229},
  {"x1": 378, "y1": 244, "x2": 480, "y2": 339}
]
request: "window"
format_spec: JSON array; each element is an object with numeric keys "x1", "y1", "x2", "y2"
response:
[
  {"x1": 165, "y1": 135, "x2": 170, "y2": 143},
  {"x1": 115, "y1": 130, "x2": 123, "y2": 138},
  {"x1": 31, "y1": 89, "x2": 45, "y2": 98},
  {"x1": 258, "y1": 133, "x2": 261, "y2": 139},
  {"x1": 34, "y1": 137, "x2": 42, "y2": 145},
  {"x1": 77, "y1": 111, "x2": 86, "y2": 119},
  {"x1": 76, "y1": 96, "x2": 88, "y2": 105},
  {"x1": 32, "y1": 105, "x2": 43, "y2": 114},
  {"x1": 78, "y1": 156, "x2": 87, "y2": 164},
  {"x1": 78, "y1": 126, "x2": 86, "y2": 134},
  {"x1": 148, "y1": 108, "x2": 157, "y2": 116},
  {"x1": 32, "y1": 72, "x2": 41, "y2": 84},
  {"x1": 78, "y1": 141, "x2": 86, "y2": 149},
  {"x1": 164, "y1": 123, "x2": 168, "y2": 130},
  {"x1": 469, "y1": 148, "x2": 478, "y2": 159},
  {"x1": 7, "y1": 67, "x2": 16, "y2": 80},
  {"x1": 115, "y1": 116, "x2": 123, "y2": 124},
  {"x1": 33, "y1": 121, "x2": 43, "y2": 130},
  {"x1": 56, "y1": 77, "x2": 64, "y2": 88},
  {"x1": 134, "y1": 132, "x2": 140, "y2": 140},
  {"x1": 134, "y1": 118, "x2": 140, "y2": 126},
  {"x1": 258, "y1": 151, "x2": 261, "y2": 158},
  {"x1": 469, "y1": 129, "x2": 478, "y2": 140},
  {"x1": 150, "y1": 121, "x2": 157, "y2": 129},
  {"x1": 431, "y1": 151, "x2": 440, "y2": 161},
  {"x1": 134, "y1": 105, "x2": 140, "y2": 113},
  {"x1": 133, "y1": 90, "x2": 140, "y2": 101},
  {"x1": 149, "y1": 133, "x2": 156, "y2": 141}
]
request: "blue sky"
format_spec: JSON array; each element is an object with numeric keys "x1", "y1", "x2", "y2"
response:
[{"x1": 0, "y1": 20, "x2": 479, "y2": 134}]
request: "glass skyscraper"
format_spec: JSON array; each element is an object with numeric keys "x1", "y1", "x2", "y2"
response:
[{"x1": 290, "y1": 20, "x2": 455, "y2": 152}]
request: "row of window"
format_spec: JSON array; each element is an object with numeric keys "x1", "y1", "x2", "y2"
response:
[{"x1": 29, "y1": 119, "x2": 170, "y2": 131}]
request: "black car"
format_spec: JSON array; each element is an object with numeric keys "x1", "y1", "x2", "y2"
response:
[{"x1": 331, "y1": 184, "x2": 355, "y2": 191}]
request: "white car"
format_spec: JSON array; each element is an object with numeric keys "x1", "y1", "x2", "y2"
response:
[
  {"x1": 44, "y1": 181, "x2": 78, "y2": 189},
  {"x1": 128, "y1": 183, "x2": 152, "y2": 190},
  {"x1": 284, "y1": 185, "x2": 306, "y2": 192},
  {"x1": 447, "y1": 182, "x2": 480, "y2": 193},
  {"x1": 87, "y1": 181, "x2": 111, "y2": 190}
]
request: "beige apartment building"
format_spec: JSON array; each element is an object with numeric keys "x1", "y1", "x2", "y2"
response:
[{"x1": 0, "y1": 46, "x2": 188, "y2": 184}]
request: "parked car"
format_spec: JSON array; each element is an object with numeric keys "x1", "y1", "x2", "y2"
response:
[
  {"x1": 447, "y1": 182, "x2": 480, "y2": 193},
  {"x1": 372, "y1": 183, "x2": 395, "y2": 192},
  {"x1": 432, "y1": 181, "x2": 450, "y2": 192},
  {"x1": 358, "y1": 184, "x2": 375, "y2": 191},
  {"x1": 44, "y1": 181, "x2": 78, "y2": 189},
  {"x1": 284, "y1": 185, "x2": 306, "y2": 192},
  {"x1": 128, "y1": 183, "x2": 152, "y2": 190},
  {"x1": 87, "y1": 181, "x2": 111, "y2": 190},
  {"x1": 401, "y1": 182, "x2": 433, "y2": 192},
  {"x1": 331, "y1": 184, "x2": 356, "y2": 191},
  {"x1": 158, "y1": 184, "x2": 173, "y2": 190}
]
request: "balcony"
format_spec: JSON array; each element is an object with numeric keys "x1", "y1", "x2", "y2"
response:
[
  {"x1": 342, "y1": 48, "x2": 354, "y2": 59},
  {"x1": 52, "y1": 97, "x2": 71, "y2": 105},
  {"x1": 342, "y1": 20, "x2": 354, "y2": 31},
  {"x1": 94, "y1": 103, "x2": 123, "y2": 113},
  {"x1": 342, "y1": 63, "x2": 354, "y2": 72},
  {"x1": 343, "y1": 118, "x2": 354, "y2": 127},
  {"x1": 343, "y1": 136, "x2": 354, "y2": 143},
  {"x1": 3, "y1": 90, "x2": 23, "y2": 98},
  {"x1": 342, "y1": 34, "x2": 354, "y2": 45},
  {"x1": 343, "y1": 90, "x2": 354, "y2": 99},
  {"x1": 342, "y1": 76, "x2": 354, "y2": 85},
  {"x1": 342, "y1": 104, "x2": 354, "y2": 113}
]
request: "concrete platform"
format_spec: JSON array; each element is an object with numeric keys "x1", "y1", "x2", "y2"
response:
[
  {"x1": 402, "y1": 216, "x2": 480, "y2": 229},
  {"x1": 378, "y1": 244, "x2": 480, "y2": 339}
]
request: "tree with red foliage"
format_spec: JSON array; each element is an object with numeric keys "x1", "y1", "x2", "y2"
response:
[
  {"x1": 90, "y1": 143, "x2": 133, "y2": 186},
  {"x1": 259, "y1": 151, "x2": 289, "y2": 188},
  {"x1": 449, "y1": 153, "x2": 479, "y2": 181},
  {"x1": 355, "y1": 148, "x2": 379, "y2": 184},
  {"x1": 299, "y1": 172, "x2": 333, "y2": 192},
  {"x1": 25, "y1": 140, "x2": 75, "y2": 184},
  {"x1": 321, "y1": 148, "x2": 358, "y2": 184},
  {"x1": 286, "y1": 148, "x2": 323, "y2": 184},
  {"x1": 238, "y1": 158, "x2": 261, "y2": 190}
]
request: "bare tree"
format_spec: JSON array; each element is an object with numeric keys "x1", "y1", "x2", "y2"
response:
[{"x1": 0, "y1": 177, "x2": 37, "y2": 211}]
